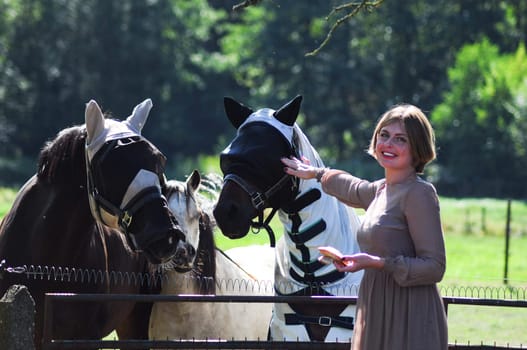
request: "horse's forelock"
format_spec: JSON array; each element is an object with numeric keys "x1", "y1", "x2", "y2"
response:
[{"x1": 37, "y1": 125, "x2": 87, "y2": 185}]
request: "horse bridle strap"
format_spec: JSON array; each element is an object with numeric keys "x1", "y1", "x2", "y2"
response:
[
  {"x1": 223, "y1": 173, "x2": 292, "y2": 211},
  {"x1": 223, "y1": 172, "x2": 295, "y2": 247},
  {"x1": 92, "y1": 186, "x2": 161, "y2": 231},
  {"x1": 284, "y1": 313, "x2": 354, "y2": 330}
]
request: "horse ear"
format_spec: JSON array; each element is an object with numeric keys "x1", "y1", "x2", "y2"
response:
[
  {"x1": 85, "y1": 100, "x2": 106, "y2": 145},
  {"x1": 224, "y1": 97, "x2": 254, "y2": 129},
  {"x1": 187, "y1": 169, "x2": 201, "y2": 195},
  {"x1": 273, "y1": 95, "x2": 303, "y2": 126},
  {"x1": 126, "y1": 98, "x2": 153, "y2": 134}
]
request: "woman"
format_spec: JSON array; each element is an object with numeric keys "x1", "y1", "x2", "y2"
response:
[{"x1": 281, "y1": 104, "x2": 448, "y2": 349}]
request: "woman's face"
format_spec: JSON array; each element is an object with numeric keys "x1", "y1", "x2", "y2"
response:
[{"x1": 375, "y1": 121, "x2": 413, "y2": 172}]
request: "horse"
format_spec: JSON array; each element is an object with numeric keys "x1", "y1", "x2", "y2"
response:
[
  {"x1": 0, "y1": 99, "x2": 193, "y2": 349},
  {"x1": 149, "y1": 170, "x2": 274, "y2": 343},
  {"x1": 213, "y1": 95, "x2": 364, "y2": 343}
]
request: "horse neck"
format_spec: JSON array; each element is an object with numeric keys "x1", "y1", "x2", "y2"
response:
[{"x1": 277, "y1": 126, "x2": 360, "y2": 255}]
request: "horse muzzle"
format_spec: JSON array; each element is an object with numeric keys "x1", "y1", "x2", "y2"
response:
[
  {"x1": 170, "y1": 241, "x2": 197, "y2": 272},
  {"x1": 213, "y1": 178, "x2": 259, "y2": 239},
  {"x1": 213, "y1": 201, "x2": 253, "y2": 240},
  {"x1": 139, "y1": 226, "x2": 186, "y2": 265}
]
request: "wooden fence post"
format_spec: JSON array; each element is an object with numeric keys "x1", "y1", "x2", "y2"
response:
[{"x1": 503, "y1": 199, "x2": 511, "y2": 285}]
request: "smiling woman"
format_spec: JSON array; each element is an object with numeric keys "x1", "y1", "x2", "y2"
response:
[{"x1": 282, "y1": 104, "x2": 447, "y2": 350}]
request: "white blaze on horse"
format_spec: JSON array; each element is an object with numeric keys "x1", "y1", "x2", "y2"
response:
[
  {"x1": 213, "y1": 95, "x2": 363, "y2": 342},
  {"x1": 149, "y1": 170, "x2": 274, "y2": 341}
]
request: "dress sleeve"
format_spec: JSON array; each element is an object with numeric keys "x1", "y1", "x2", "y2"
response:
[
  {"x1": 319, "y1": 169, "x2": 377, "y2": 210},
  {"x1": 383, "y1": 182, "x2": 446, "y2": 286}
]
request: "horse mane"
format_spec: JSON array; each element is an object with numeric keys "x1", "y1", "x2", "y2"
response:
[
  {"x1": 37, "y1": 124, "x2": 87, "y2": 186},
  {"x1": 194, "y1": 212, "x2": 217, "y2": 294}
]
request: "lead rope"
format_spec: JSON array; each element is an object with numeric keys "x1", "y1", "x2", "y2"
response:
[{"x1": 250, "y1": 207, "x2": 279, "y2": 247}]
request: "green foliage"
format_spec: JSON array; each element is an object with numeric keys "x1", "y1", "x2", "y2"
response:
[
  {"x1": 165, "y1": 153, "x2": 221, "y2": 180},
  {"x1": 432, "y1": 40, "x2": 527, "y2": 197},
  {"x1": 0, "y1": 0, "x2": 234, "y2": 170},
  {"x1": 0, "y1": 0, "x2": 525, "y2": 198},
  {"x1": 0, "y1": 186, "x2": 17, "y2": 218}
]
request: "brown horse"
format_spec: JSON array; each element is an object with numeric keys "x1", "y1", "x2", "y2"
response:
[
  {"x1": 213, "y1": 96, "x2": 363, "y2": 343},
  {"x1": 0, "y1": 99, "x2": 193, "y2": 349}
]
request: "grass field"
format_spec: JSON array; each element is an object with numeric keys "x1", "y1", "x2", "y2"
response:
[{"x1": 1, "y1": 187, "x2": 526, "y2": 346}]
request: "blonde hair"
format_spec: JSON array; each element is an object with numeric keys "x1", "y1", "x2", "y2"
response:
[{"x1": 368, "y1": 104, "x2": 436, "y2": 174}]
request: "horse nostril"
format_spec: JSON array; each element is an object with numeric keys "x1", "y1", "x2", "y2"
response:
[
  {"x1": 175, "y1": 248, "x2": 185, "y2": 260},
  {"x1": 223, "y1": 201, "x2": 239, "y2": 218},
  {"x1": 188, "y1": 245, "x2": 196, "y2": 257}
]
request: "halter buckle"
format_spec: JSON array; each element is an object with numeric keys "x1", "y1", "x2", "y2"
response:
[
  {"x1": 121, "y1": 211, "x2": 133, "y2": 229},
  {"x1": 250, "y1": 192, "x2": 266, "y2": 210},
  {"x1": 318, "y1": 316, "x2": 332, "y2": 327}
]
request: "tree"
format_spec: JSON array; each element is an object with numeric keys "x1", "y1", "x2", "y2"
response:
[
  {"x1": 0, "y1": 0, "x2": 524, "y2": 194},
  {"x1": 431, "y1": 39, "x2": 527, "y2": 197},
  {"x1": 0, "y1": 0, "x2": 233, "y2": 182},
  {"x1": 217, "y1": 0, "x2": 512, "y2": 180}
]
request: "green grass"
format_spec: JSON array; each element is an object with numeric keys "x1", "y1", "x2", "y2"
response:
[
  {"x1": 440, "y1": 234, "x2": 527, "y2": 346},
  {"x1": 1, "y1": 188, "x2": 526, "y2": 345}
]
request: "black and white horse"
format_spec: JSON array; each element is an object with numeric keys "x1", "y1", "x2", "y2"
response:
[{"x1": 213, "y1": 96, "x2": 363, "y2": 342}]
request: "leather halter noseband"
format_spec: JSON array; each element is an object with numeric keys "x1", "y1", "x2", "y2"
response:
[
  {"x1": 85, "y1": 137, "x2": 166, "y2": 251},
  {"x1": 223, "y1": 172, "x2": 296, "y2": 247}
]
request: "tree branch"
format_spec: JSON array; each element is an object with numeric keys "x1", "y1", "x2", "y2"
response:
[
  {"x1": 232, "y1": 0, "x2": 263, "y2": 12},
  {"x1": 305, "y1": 0, "x2": 385, "y2": 57},
  {"x1": 230, "y1": 0, "x2": 385, "y2": 57}
]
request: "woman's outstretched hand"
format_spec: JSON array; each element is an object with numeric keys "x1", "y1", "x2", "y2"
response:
[
  {"x1": 334, "y1": 253, "x2": 385, "y2": 273},
  {"x1": 281, "y1": 156, "x2": 318, "y2": 180}
]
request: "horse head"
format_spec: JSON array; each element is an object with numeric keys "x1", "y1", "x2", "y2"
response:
[
  {"x1": 84, "y1": 99, "x2": 187, "y2": 264},
  {"x1": 213, "y1": 96, "x2": 302, "y2": 240},
  {"x1": 164, "y1": 170, "x2": 202, "y2": 271}
]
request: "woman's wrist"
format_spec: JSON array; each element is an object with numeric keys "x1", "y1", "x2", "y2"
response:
[
  {"x1": 376, "y1": 257, "x2": 386, "y2": 269},
  {"x1": 315, "y1": 167, "x2": 328, "y2": 182}
]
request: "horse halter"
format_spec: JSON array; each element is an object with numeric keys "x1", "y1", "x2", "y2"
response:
[
  {"x1": 85, "y1": 136, "x2": 168, "y2": 251},
  {"x1": 224, "y1": 173, "x2": 296, "y2": 247},
  {"x1": 222, "y1": 131, "x2": 300, "y2": 247}
]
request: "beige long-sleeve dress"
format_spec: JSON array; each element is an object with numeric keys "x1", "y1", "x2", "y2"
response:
[{"x1": 321, "y1": 169, "x2": 448, "y2": 350}]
